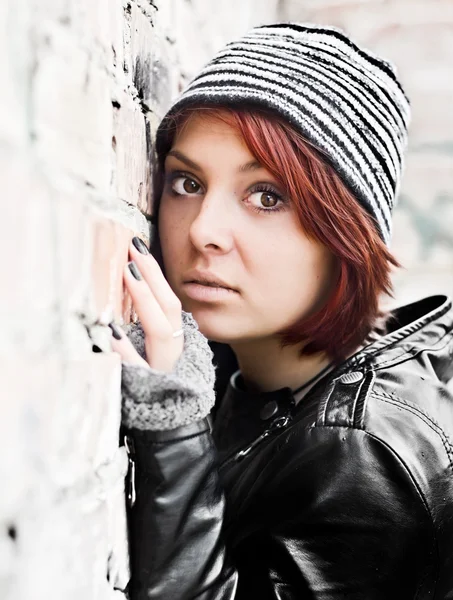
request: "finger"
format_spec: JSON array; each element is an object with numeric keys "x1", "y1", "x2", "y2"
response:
[
  {"x1": 129, "y1": 238, "x2": 182, "y2": 330},
  {"x1": 124, "y1": 259, "x2": 175, "y2": 340},
  {"x1": 109, "y1": 322, "x2": 150, "y2": 368}
]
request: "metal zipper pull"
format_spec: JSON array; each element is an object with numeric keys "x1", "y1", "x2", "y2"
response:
[
  {"x1": 235, "y1": 430, "x2": 272, "y2": 461},
  {"x1": 124, "y1": 435, "x2": 136, "y2": 507},
  {"x1": 234, "y1": 414, "x2": 292, "y2": 462}
]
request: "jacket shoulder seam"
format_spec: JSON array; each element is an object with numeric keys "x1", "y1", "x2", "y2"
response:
[
  {"x1": 278, "y1": 423, "x2": 438, "y2": 593},
  {"x1": 362, "y1": 428, "x2": 439, "y2": 596},
  {"x1": 308, "y1": 424, "x2": 437, "y2": 545},
  {"x1": 371, "y1": 390, "x2": 453, "y2": 472}
]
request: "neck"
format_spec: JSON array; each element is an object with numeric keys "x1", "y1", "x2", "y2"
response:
[{"x1": 229, "y1": 335, "x2": 332, "y2": 394}]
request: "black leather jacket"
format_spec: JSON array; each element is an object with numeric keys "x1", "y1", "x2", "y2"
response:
[{"x1": 124, "y1": 295, "x2": 453, "y2": 599}]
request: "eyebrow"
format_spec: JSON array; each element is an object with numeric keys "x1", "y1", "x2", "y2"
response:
[{"x1": 166, "y1": 149, "x2": 263, "y2": 173}]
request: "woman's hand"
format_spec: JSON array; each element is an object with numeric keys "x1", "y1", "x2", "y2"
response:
[
  {"x1": 110, "y1": 236, "x2": 184, "y2": 374},
  {"x1": 109, "y1": 236, "x2": 216, "y2": 431}
]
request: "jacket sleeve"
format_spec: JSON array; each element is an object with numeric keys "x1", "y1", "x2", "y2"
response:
[
  {"x1": 123, "y1": 419, "x2": 238, "y2": 600},
  {"x1": 123, "y1": 420, "x2": 434, "y2": 600}
]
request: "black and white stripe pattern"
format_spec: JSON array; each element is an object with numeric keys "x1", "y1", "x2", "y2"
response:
[{"x1": 156, "y1": 23, "x2": 411, "y2": 245}]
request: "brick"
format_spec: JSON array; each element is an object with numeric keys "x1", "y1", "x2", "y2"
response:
[
  {"x1": 32, "y1": 23, "x2": 113, "y2": 191},
  {"x1": 171, "y1": 0, "x2": 215, "y2": 79},
  {"x1": 0, "y1": 360, "x2": 65, "y2": 600},
  {"x1": 108, "y1": 0, "x2": 126, "y2": 81},
  {"x1": 0, "y1": 355, "x2": 121, "y2": 477},
  {"x1": 90, "y1": 214, "x2": 136, "y2": 324},
  {"x1": 14, "y1": 490, "x2": 126, "y2": 600},
  {"x1": 0, "y1": 150, "x2": 143, "y2": 358},
  {"x1": 73, "y1": 0, "x2": 123, "y2": 66},
  {"x1": 153, "y1": 0, "x2": 176, "y2": 39},
  {"x1": 0, "y1": 148, "x2": 57, "y2": 356},
  {"x1": 128, "y1": 4, "x2": 179, "y2": 120},
  {"x1": 31, "y1": 0, "x2": 124, "y2": 76},
  {"x1": 0, "y1": 359, "x2": 58, "y2": 516},
  {"x1": 0, "y1": 354, "x2": 128, "y2": 598},
  {"x1": 50, "y1": 355, "x2": 122, "y2": 471},
  {"x1": 129, "y1": 3, "x2": 156, "y2": 111},
  {"x1": 89, "y1": 210, "x2": 149, "y2": 323},
  {"x1": 112, "y1": 94, "x2": 151, "y2": 212},
  {"x1": 0, "y1": 358, "x2": 60, "y2": 599},
  {"x1": 52, "y1": 195, "x2": 95, "y2": 326},
  {"x1": 0, "y1": 0, "x2": 29, "y2": 147},
  {"x1": 104, "y1": 453, "x2": 130, "y2": 593}
]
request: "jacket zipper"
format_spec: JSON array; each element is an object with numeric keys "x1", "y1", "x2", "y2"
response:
[
  {"x1": 124, "y1": 415, "x2": 293, "y2": 493},
  {"x1": 219, "y1": 414, "x2": 292, "y2": 471}
]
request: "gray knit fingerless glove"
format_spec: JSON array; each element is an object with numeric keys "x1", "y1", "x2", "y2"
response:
[{"x1": 120, "y1": 311, "x2": 217, "y2": 431}]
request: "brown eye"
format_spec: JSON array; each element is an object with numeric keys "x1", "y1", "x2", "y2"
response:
[
  {"x1": 248, "y1": 190, "x2": 281, "y2": 210},
  {"x1": 246, "y1": 186, "x2": 287, "y2": 214},
  {"x1": 260, "y1": 192, "x2": 278, "y2": 208},
  {"x1": 183, "y1": 178, "x2": 200, "y2": 193},
  {"x1": 171, "y1": 176, "x2": 203, "y2": 196}
]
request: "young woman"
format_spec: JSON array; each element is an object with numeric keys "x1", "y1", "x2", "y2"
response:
[{"x1": 110, "y1": 23, "x2": 453, "y2": 599}]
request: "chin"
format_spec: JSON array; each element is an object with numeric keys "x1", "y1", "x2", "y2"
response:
[{"x1": 181, "y1": 303, "x2": 239, "y2": 342}]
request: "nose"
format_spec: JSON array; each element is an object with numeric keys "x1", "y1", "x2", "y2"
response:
[{"x1": 188, "y1": 190, "x2": 235, "y2": 254}]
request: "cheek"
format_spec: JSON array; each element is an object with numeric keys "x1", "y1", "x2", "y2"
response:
[
  {"x1": 158, "y1": 199, "x2": 186, "y2": 254},
  {"x1": 156, "y1": 207, "x2": 183, "y2": 284},
  {"x1": 253, "y1": 240, "x2": 336, "y2": 312},
  {"x1": 300, "y1": 247, "x2": 338, "y2": 308}
]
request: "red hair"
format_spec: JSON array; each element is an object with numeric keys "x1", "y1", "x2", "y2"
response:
[{"x1": 154, "y1": 105, "x2": 400, "y2": 362}]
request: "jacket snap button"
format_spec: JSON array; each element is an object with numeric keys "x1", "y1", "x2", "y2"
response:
[
  {"x1": 260, "y1": 400, "x2": 279, "y2": 420},
  {"x1": 340, "y1": 371, "x2": 364, "y2": 384}
]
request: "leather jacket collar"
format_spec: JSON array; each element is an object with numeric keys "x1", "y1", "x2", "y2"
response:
[
  {"x1": 211, "y1": 295, "x2": 453, "y2": 460},
  {"x1": 211, "y1": 294, "x2": 453, "y2": 405},
  {"x1": 342, "y1": 294, "x2": 453, "y2": 381}
]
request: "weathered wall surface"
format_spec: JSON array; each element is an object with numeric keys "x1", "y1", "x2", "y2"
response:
[
  {"x1": 0, "y1": 1, "x2": 279, "y2": 598},
  {"x1": 1, "y1": 1, "x2": 451, "y2": 598},
  {"x1": 279, "y1": 0, "x2": 453, "y2": 305}
]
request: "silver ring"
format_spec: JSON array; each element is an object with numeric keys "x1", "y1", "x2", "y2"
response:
[{"x1": 172, "y1": 328, "x2": 184, "y2": 338}]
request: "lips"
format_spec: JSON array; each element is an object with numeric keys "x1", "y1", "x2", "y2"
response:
[
  {"x1": 183, "y1": 282, "x2": 238, "y2": 302},
  {"x1": 189, "y1": 281, "x2": 227, "y2": 289},
  {"x1": 183, "y1": 270, "x2": 237, "y2": 291}
]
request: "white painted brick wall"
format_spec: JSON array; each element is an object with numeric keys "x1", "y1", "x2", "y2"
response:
[{"x1": 0, "y1": 1, "x2": 279, "y2": 598}]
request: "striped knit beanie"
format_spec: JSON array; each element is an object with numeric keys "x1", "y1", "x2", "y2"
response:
[{"x1": 155, "y1": 23, "x2": 411, "y2": 245}]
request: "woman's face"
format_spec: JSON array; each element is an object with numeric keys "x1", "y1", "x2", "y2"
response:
[{"x1": 158, "y1": 112, "x2": 337, "y2": 344}]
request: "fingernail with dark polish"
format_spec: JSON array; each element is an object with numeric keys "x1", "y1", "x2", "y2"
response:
[
  {"x1": 128, "y1": 261, "x2": 143, "y2": 281},
  {"x1": 132, "y1": 236, "x2": 149, "y2": 255},
  {"x1": 109, "y1": 322, "x2": 123, "y2": 340}
]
